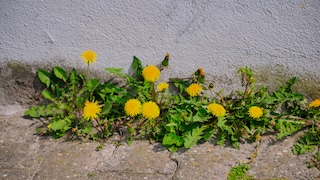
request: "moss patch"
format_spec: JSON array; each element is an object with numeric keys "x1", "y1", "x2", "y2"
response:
[{"x1": 255, "y1": 65, "x2": 320, "y2": 100}]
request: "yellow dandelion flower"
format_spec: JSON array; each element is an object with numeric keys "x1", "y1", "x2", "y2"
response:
[
  {"x1": 142, "y1": 101, "x2": 160, "y2": 120},
  {"x1": 157, "y1": 82, "x2": 169, "y2": 92},
  {"x1": 186, "y1": 83, "x2": 202, "y2": 97},
  {"x1": 83, "y1": 100, "x2": 101, "y2": 120},
  {"x1": 207, "y1": 103, "x2": 226, "y2": 117},
  {"x1": 81, "y1": 50, "x2": 97, "y2": 65},
  {"x1": 198, "y1": 68, "x2": 205, "y2": 76},
  {"x1": 309, "y1": 99, "x2": 320, "y2": 108},
  {"x1": 142, "y1": 65, "x2": 161, "y2": 82},
  {"x1": 248, "y1": 106, "x2": 264, "y2": 119},
  {"x1": 124, "y1": 99, "x2": 142, "y2": 117}
]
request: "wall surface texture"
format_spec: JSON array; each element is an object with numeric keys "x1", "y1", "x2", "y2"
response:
[{"x1": 1, "y1": 0, "x2": 320, "y2": 105}]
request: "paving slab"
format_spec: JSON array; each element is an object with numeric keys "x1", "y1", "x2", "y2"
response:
[
  {"x1": 33, "y1": 142, "x2": 105, "y2": 180},
  {"x1": 0, "y1": 108, "x2": 319, "y2": 180},
  {"x1": 0, "y1": 107, "x2": 41, "y2": 180},
  {"x1": 248, "y1": 133, "x2": 319, "y2": 179},
  {"x1": 170, "y1": 142, "x2": 255, "y2": 179},
  {"x1": 93, "y1": 142, "x2": 175, "y2": 180}
]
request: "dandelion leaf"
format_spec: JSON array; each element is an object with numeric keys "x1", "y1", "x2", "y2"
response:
[
  {"x1": 53, "y1": 66, "x2": 68, "y2": 82},
  {"x1": 277, "y1": 120, "x2": 302, "y2": 139},
  {"x1": 162, "y1": 132, "x2": 183, "y2": 147},
  {"x1": 38, "y1": 69, "x2": 51, "y2": 87},
  {"x1": 184, "y1": 126, "x2": 205, "y2": 148}
]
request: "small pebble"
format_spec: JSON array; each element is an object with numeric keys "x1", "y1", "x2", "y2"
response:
[{"x1": 283, "y1": 149, "x2": 288, "y2": 153}]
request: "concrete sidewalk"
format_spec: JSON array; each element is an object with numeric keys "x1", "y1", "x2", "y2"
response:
[{"x1": 0, "y1": 106, "x2": 319, "y2": 180}]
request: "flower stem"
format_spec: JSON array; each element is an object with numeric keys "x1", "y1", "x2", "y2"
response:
[
  {"x1": 95, "y1": 118, "x2": 105, "y2": 137},
  {"x1": 86, "y1": 64, "x2": 90, "y2": 83},
  {"x1": 159, "y1": 93, "x2": 165, "y2": 107},
  {"x1": 151, "y1": 82, "x2": 155, "y2": 102}
]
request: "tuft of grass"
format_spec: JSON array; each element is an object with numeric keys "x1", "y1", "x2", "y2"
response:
[
  {"x1": 87, "y1": 173, "x2": 94, "y2": 178},
  {"x1": 227, "y1": 162, "x2": 253, "y2": 180},
  {"x1": 307, "y1": 151, "x2": 320, "y2": 170}
]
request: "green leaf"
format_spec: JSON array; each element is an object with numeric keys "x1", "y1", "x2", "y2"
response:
[
  {"x1": 53, "y1": 66, "x2": 68, "y2": 82},
  {"x1": 286, "y1": 77, "x2": 296, "y2": 92},
  {"x1": 293, "y1": 128, "x2": 319, "y2": 154},
  {"x1": 45, "y1": 104, "x2": 60, "y2": 116},
  {"x1": 277, "y1": 120, "x2": 302, "y2": 139},
  {"x1": 161, "y1": 53, "x2": 170, "y2": 67},
  {"x1": 98, "y1": 92, "x2": 106, "y2": 100},
  {"x1": 293, "y1": 142, "x2": 316, "y2": 155},
  {"x1": 132, "y1": 56, "x2": 143, "y2": 78},
  {"x1": 105, "y1": 68, "x2": 124, "y2": 76},
  {"x1": 49, "y1": 120, "x2": 66, "y2": 131},
  {"x1": 82, "y1": 125, "x2": 93, "y2": 134},
  {"x1": 227, "y1": 162, "x2": 252, "y2": 180},
  {"x1": 166, "y1": 122, "x2": 178, "y2": 127},
  {"x1": 162, "y1": 132, "x2": 183, "y2": 146},
  {"x1": 173, "y1": 95, "x2": 180, "y2": 104},
  {"x1": 38, "y1": 106, "x2": 46, "y2": 117},
  {"x1": 161, "y1": 59, "x2": 169, "y2": 67},
  {"x1": 198, "y1": 76, "x2": 205, "y2": 84},
  {"x1": 274, "y1": 92, "x2": 285, "y2": 99},
  {"x1": 42, "y1": 90, "x2": 56, "y2": 101},
  {"x1": 203, "y1": 127, "x2": 216, "y2": 141},
  {"x1": 24, "y1": 106, "x2": 40, "y2": 118},
  {"x1": 128, "y1": 127, "x2": 135, "y2": 134},
  {"x1": 217, "y1": 117, "x2": 227, "y2": 129},
  {"x1": 171, "y1": 80, "x2": 188, "y2": 94},
  {"x1": 69, "y1": 68, "x2": 77, "y2": 82},
  {"x1": 184, "y1": 126, "x2": 205, "y2": 148},
  {"x1": 161, "y1": 53, "x2": 169, "y2": 67},
  {"x1": 79, "y1": 73, "x2": 85, "y2": 81},
  {"x1": 191, "y1": 112, "x2": 208, "y2": 123},
  {"x1": 168, "y1": 146, "x2": 179, "y2": 152},
  {"x1": 38, "y1": 69, "x2": 51, "y2": 87},
  {"x1": 101, "y1": 101, "x2": 112, "y2": 115},
  {"x1": 58, "y1": 103, "x2": 69, "y2": 111},
  {"x1": 232, "y1": 140, "x2": 240, "y2": 149},
  {"x1": 288, "y1": 77, "x2": 296, "y2": 84},
  {"x1": 87, "y1": 78, "x2": 100, "y2": 91},
  {"x1": 126, "y1": 136, "x2": 134, "y2": 146},
  {"x1": 217, "y1": 131, "x2": 227, "y2": 146},
  {"x1": 50, "y1": 84, "x2": 56, "y2": 95}
]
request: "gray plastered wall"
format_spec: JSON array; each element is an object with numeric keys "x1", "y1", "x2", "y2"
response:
[{"x1": 0, "y1": 0, "x2": 319, "y2": 106}]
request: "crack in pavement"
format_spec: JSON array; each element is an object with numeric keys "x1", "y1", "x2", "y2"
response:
[
  {"x1": 168, "y1": 153, "x2": 179, "y2": 180},
  {"x1": 30, "y1": 158, "x2": 44, "y2": 180},
  {"x1": 111, "y1": 144, "x2": 119, "y2": 156}
]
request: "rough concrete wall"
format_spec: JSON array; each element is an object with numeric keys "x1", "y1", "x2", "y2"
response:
[{"x1": 1, "y1": 0, "x2": 319, "y2": 105}]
